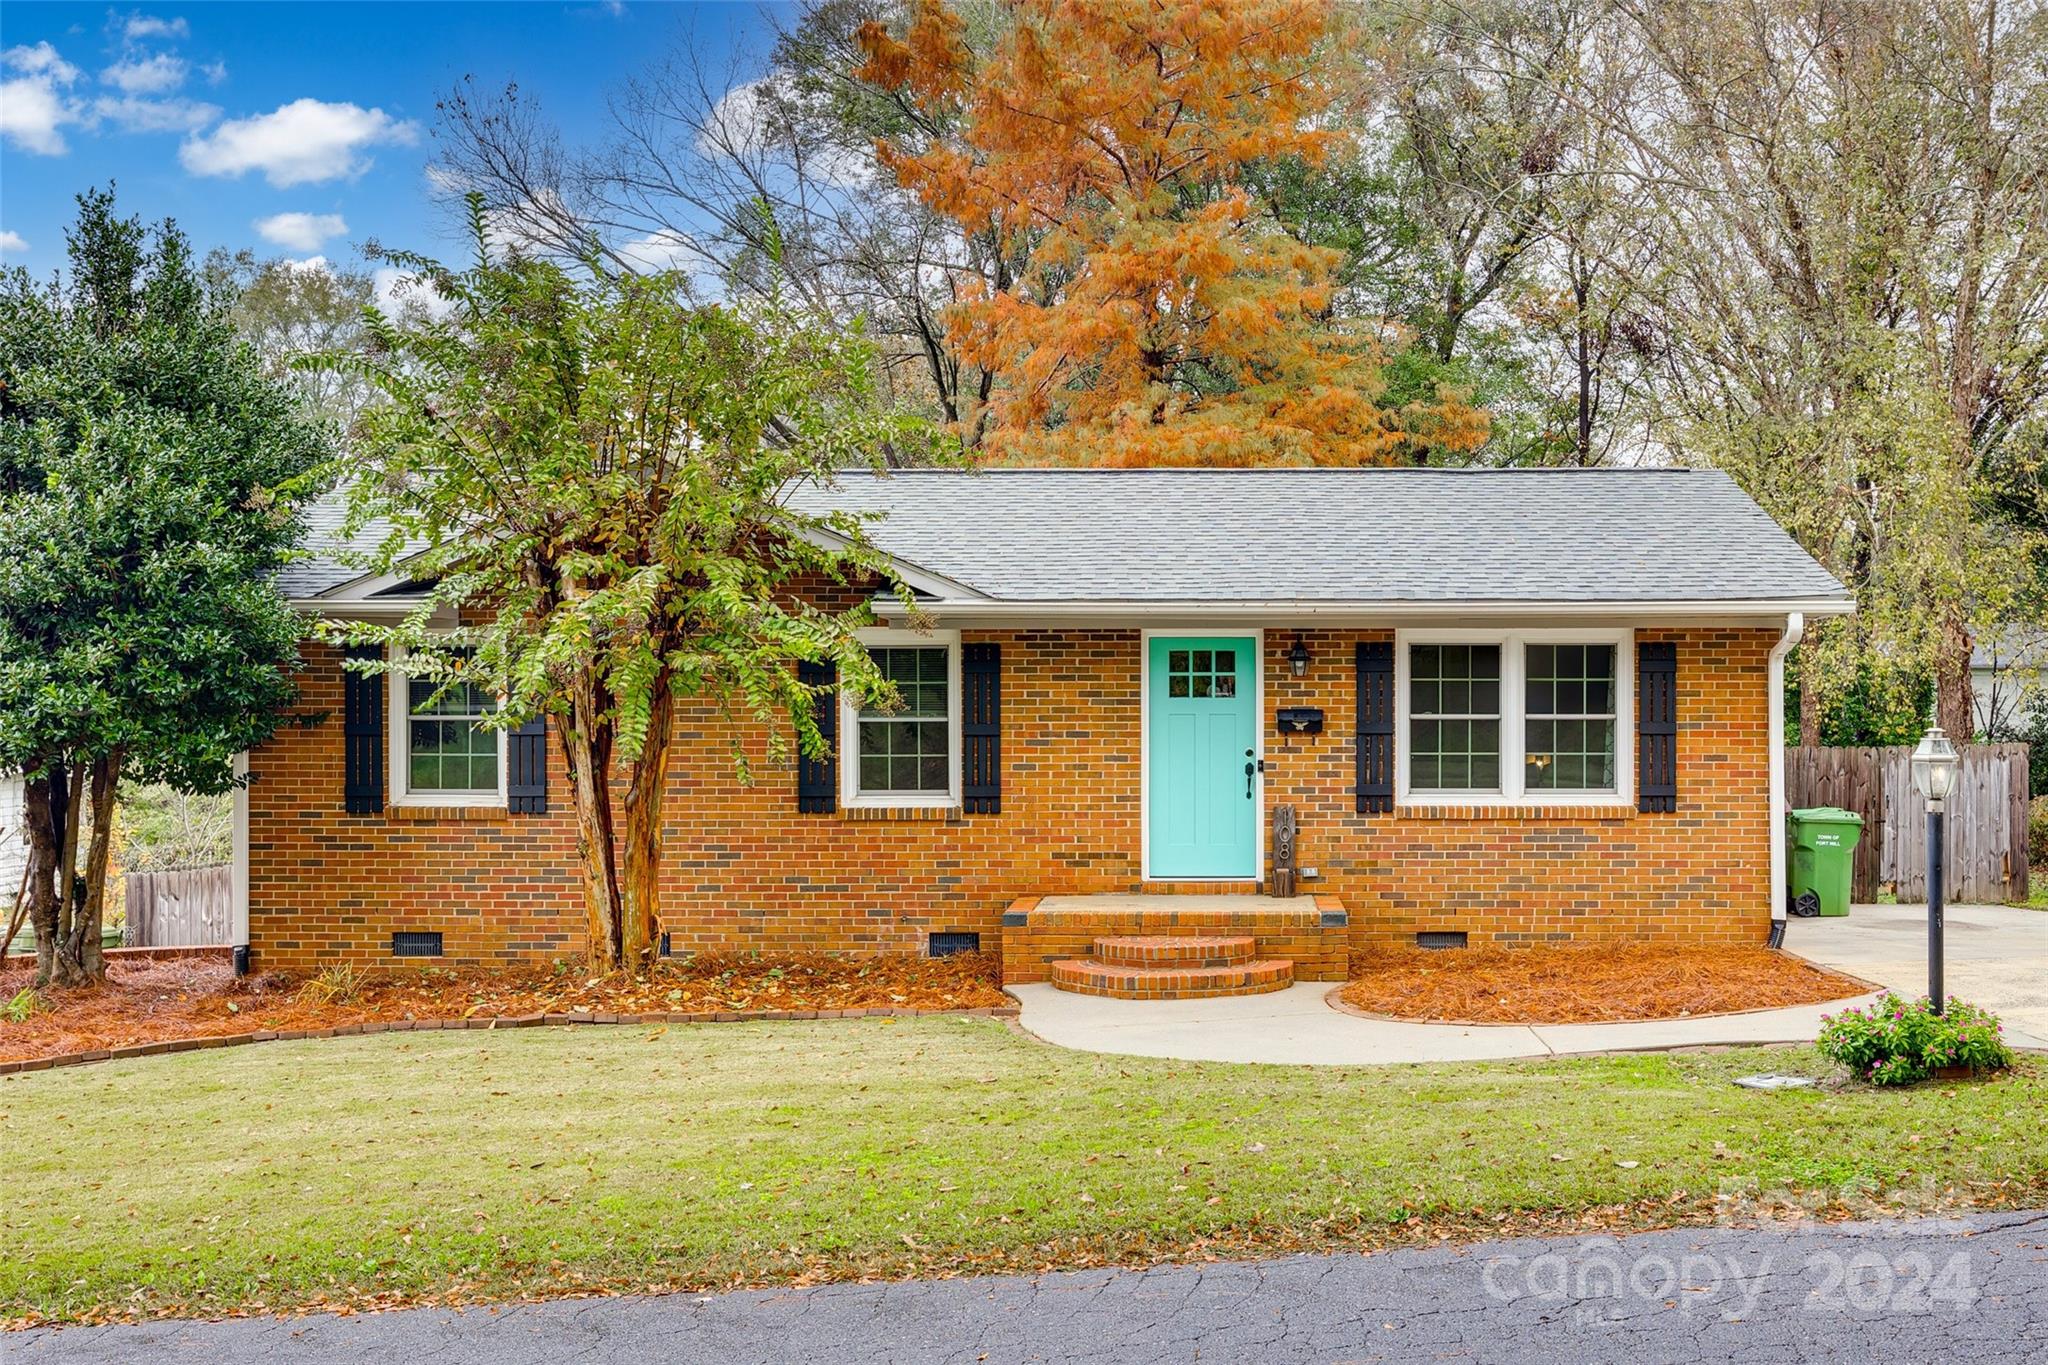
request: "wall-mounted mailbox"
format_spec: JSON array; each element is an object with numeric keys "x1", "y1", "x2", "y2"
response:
[{"x1": 1276, "y1": 707, "x2": 1324, "y2": 735}]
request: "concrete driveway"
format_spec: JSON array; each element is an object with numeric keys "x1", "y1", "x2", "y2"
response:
[{"x1": 1784, "y1": 902, "x2": 2048, "y2": 1047}]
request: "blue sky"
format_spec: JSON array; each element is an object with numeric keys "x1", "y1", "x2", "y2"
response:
[{"x1": 1, "y1": 3, "x2": 791, "y2": 283}]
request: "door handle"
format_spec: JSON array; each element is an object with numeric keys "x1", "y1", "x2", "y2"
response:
[{"x1": 1245, "y1": 760, "x2": 1255, "y2": 799}]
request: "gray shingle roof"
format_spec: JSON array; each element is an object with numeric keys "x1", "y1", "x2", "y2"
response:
[
  {"x1": 276, "y1": 493, "x2": 399, "y2": 598},
  {"x1": 288, "y1": 467, "x2": 1850, "y2": 608},
  {"x1": 785, "y1": 468, "x2": 1850, "y2": 606}
]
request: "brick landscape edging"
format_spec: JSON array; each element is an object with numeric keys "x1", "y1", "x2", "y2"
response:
[{"x1": 0, "y1": 1003, "x2": 1021, "y2": 1077}]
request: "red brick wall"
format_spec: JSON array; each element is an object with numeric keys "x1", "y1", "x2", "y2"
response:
[
  {"x1": 1264, "y1": 628, "x2": 1772, "y2": 949},
  {"x1": 247, "y1": 626, "x2": 1774, "y2": 972}
]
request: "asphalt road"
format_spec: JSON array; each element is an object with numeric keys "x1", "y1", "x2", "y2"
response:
[{"x1": 11, "y1": 1209, "x2": 2045, "y2": 1364}]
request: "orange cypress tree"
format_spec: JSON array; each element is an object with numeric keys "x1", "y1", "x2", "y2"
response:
[{"x1": 857, "y1": 0, "x2": 1486, "y2": 465}]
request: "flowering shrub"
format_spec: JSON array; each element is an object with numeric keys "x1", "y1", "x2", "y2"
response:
[{"x1": 1816, "y1": 994, "x2": 2014, "y2": 1085}]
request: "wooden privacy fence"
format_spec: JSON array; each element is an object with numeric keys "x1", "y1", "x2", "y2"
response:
[
  {"x1": 123, "y1": 864, "x2": 233, "y2": 948},
  {"x1": 1785, "y1": 744, "x2": 2031, "y2": 904}
]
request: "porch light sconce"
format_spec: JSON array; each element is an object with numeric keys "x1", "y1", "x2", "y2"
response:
[{"x1": 1288, "y1": 633, "x2": 1311, "y2": 678}]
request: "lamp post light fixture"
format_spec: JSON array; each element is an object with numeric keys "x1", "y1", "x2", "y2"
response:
[
  {"x1": 1288, "y1": 633, "x2": 1311, "y2": 678},
  {"x1": 1910, "y1": 724, "x2": 1961, "y2": 1015}
]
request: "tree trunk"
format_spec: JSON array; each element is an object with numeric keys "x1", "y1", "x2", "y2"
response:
[
  {"x1": 1934, "y1": 609, "x2": 1977, "y2": 742},
  {"x1": 619, "y1": 679, "x2": 675, "y2": 974},
  {"x1": 22, "y1": 772, "x2": 62, "y2": 987},
  {"x1": 22, "y1": 755, "x2": 116, "y2": 988},
  {"x1": 51, "y1": 754, "x2": 119, "y2": 987},
  {"x1": 50, "y1": 762, "x2": 86, "y2": 987},
  {"x1": 562, "y1": 685, "x2": 623, "y2": 972},
  {"x1": 1797, "y1": 635, "x2": 1824, "y2": 747}
]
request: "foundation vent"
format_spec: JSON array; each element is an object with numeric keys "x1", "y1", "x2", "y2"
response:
[
  {"x1": 391, "y1": 931, "x2": 444, "y2": 958},
  {"x1": 1415, "y1": 931, "x2": 1468, "y2": 951},
  {"x1": 928, "y1": 931, "x2": 981, "y2": 958}
]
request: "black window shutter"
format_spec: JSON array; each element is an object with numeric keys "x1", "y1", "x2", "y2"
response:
[
  {"x1": 963, "y1": 642, "x2": 1001, "y2": 814},
  {"x1": 342, "y1": 645, "x2": 385, "y2": 814},
  {"x1": 1356, "y1": 640, "x2": 1394, "y2": 814},
  {"x1": 508, "y1": 715, "x2": 548, "y2": 814},
  {"x1": 797, "y1": 659, "x2": 837, "y2": 813},
  {"x1": 1637, "y1": 641, "x2": 1677, "y2": 812}
]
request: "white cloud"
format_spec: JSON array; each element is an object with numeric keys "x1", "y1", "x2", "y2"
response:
[
  {"x1": 2, "y1": 42, "x2": 86, "y2": 155},
  {"x1": 93, "y1": 94, "x2": 217, "y2": 132},
  {"x1": 179, "y1": 98, "x2": 420, "y2": 186},
  {"x1": 282, "y1": 255, "x2": 332, "y2": 276},
  {"x1": 0, "y1": 230, "x2": 28, "y2": 255},
  {"x1": 372, "y1": 265, "x2": 455, "y2": 321},
  {"x1": 701, "y1": 76, "x2": 871, "y2": 189},
  {"x1": 615, "y1": 228, "x2": 699, "y2": 275},
  {"x1": 5, "y1": 41, "x2": 79, "y2": 83},
  {"x1": 255, "y1": 211, "x2": 348, "y2": 252},
  {"x1": 423, "y1": 163, "x2": 470, "y2": 196},
  {"x1": 199, "y1": 59, "x2": 226, "y2": 85},
  {"x1": 701, "y1": 77, "x2": 778, "y2": 160},
  {"x1": 484, "y1": 191, "x2": 575, "y2": 255},
  {"x1": 101, "y1": 52, "x2": 186, "y2": 94},
  {"x1": 122, "y1": 15, "x2": 190, "y2": 42}
]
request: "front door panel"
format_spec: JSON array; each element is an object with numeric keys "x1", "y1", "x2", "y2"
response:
[{"x1": 1147, "y1": 636, "x2": 1257, "y2": 879}]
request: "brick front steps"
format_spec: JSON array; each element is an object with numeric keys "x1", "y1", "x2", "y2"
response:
[
  {"x1": 1050, "y1": 939, "x2": 1296, "y2": 999},
  {"x1": 1002, "y1": 893, "x2": 1349, "y2": 986},
  {"x1": 1094, "y1": 934, "x2": 1258, "y2": 968}
]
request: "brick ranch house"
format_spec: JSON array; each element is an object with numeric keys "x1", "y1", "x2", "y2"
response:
[{"x1": 229, "y1": 468, "x2": 1853, "y2": 995}]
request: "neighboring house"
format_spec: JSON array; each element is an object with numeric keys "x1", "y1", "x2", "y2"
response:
[
  {"x1": 0, "y1": 775, "x2": 25, "y2": 923},
  {"x1": 236, "y1": 468, "x2": 1853, "y2": 981},
  {"x1": 1973, "y1": 626, "x2": 2044, "y2": 739}
]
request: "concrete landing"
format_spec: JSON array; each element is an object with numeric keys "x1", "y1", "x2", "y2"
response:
[
  {"x1": 1032, "y1": 893, "x2": 1315, "y2": 913},
  {"x1": 1008, "y1": 982, "x2": 1883, "y2": 1066}
]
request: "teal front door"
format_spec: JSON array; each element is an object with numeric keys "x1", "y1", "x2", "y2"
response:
[{"x1": 1146, "y1": 635, "x2": 1258, "y2": 879}]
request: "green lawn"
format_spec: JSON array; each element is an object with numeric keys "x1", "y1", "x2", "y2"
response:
[{"x1": 2, "y1": 1018, "x2": 2043, "y2": 1323}]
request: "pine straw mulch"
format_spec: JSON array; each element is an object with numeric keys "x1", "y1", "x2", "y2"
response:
[
  {"x1": 0, "y1": 950, "x2": 1008, "y2": 1063},
  {"x1": 1339, "y1": 943, "x2": 1872, "y2": 1025}
]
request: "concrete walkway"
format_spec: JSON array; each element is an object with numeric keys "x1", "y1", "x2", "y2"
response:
[
  {"x1": 1014, "y1": 898, "x2": 2048, "y2": 1066},
  {"x1": 18, "y1": 1209, "x2": 2044, "y2": 1363},
  {"x1": 1010, "y1": 980, "x2": 1878, "y2": 1066},
  {"x1": 1784, "y1": 901, "x2": 2048, "y2": 1047}
]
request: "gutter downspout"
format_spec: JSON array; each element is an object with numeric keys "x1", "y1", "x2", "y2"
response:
[
  {"x1": 1766, "y1": 613, "x2": 1805, "y2": 949},
  {"x1": 231, "y1": 752, "x2": 250, "y2": 976}
]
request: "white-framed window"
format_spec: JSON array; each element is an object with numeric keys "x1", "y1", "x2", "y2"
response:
[
  {"x1": 389, "y1": 647, "x2": 509, "y2": 807},
  {"x1": 1395, "y1": 628, "x2": 1633, "y2": 805},
  {"x1": 839, "y1": 628, "x2": 962, "y2": 809}
]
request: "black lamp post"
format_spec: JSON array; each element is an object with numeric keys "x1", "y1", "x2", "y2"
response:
[{"x1": 1910, "y1": 724, "x2": 1960, "y2": 1015}]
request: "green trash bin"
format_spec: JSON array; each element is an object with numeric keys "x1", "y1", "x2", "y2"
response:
[{"x1": 1788, "y1": 807, "x2": 1864, "y2": 917}]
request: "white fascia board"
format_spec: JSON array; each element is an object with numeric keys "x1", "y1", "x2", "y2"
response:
[
  {"x1": 289, "y1": 598, "x2": 451, "y2": 627},
  {"x1": 870, "y1": 596, "x2": 1858, "y2": 626}
]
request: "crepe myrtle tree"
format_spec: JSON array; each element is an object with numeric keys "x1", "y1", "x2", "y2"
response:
[
  {"x1": 0, "y1": 189, "x2": 328, "y2": 987},
  {"x1": 313, "y1": 198, "x2": 940, "y2": 975}
]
